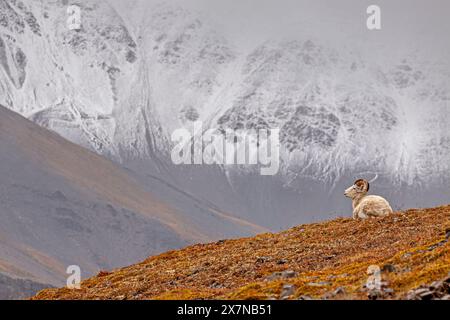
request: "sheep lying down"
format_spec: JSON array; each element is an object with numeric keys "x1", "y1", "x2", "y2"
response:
[{"x1": 344, "y1": 179, "x2": 393, "y2": 219}]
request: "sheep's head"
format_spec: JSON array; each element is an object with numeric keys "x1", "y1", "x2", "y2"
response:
[{"x1": 344, "y1": 179, "x2": 370, "y2": 199}]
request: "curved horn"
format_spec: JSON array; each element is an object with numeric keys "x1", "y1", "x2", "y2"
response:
[
  {"x1": 354, "y1": 179, "x2": 369, "y2": 192},
  {"x1": 357, "y1": 171, "x2": 379, "y2": 184},
  {"x1": 369, "y1": 174, "x2": 378, "y2": 184}
]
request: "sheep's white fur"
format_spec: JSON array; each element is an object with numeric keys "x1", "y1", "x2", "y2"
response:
[{"x1": 344, "y1": 179, "x2": 393, "y2": 219}]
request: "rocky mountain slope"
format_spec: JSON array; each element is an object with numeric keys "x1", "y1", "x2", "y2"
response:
[
  {"x1": 34, "y1": 205, "x2": 450, "y2": 300},
  {"x1": 1, "y1": 0, "x2": 449, "y2": 229},
  {"x1": 0, "y1": 104, "x2": 263, "y2": 299}
]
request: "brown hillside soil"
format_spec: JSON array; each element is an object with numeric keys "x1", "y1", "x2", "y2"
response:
[{"x1": 33, "y1": 205, "x2": 450, "y2": 300}]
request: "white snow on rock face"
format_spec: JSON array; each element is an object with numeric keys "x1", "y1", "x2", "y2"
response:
[
  {"x1": 1, "y1": 1, "x2": 449, "y2": 227},
  {"x1": 0, "y1": 0, "x2": 139, "y2": 154},
  {"x1": 213, "y1": 41, "x2": 450, "y2": 186}
]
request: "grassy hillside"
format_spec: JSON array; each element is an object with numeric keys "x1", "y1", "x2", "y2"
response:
[{"x1": 33, "y1": 205, "x2": 450, "y2": 300}]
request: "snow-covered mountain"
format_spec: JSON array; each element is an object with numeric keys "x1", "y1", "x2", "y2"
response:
[{"x1": 1, "y1": 0, "x2": 449, "y2": 229}]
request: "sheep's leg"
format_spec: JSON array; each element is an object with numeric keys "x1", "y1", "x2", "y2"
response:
[{"x1": 359, "y1": 211, "x2": 368, "y2": 219}]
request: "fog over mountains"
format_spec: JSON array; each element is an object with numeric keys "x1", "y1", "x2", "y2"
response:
[{"x1": 0, "y1": 0, "x2": 449, "y2": 297}]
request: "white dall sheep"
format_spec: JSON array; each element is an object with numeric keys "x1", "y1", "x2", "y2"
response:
[{"x1": 344, "y1": 179, "x2": 393, "y2": 220}]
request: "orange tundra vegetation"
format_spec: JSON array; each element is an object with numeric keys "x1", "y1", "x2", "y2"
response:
[{"x1": 33, "y1": 205, "x2": 450, "y2": 300}]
